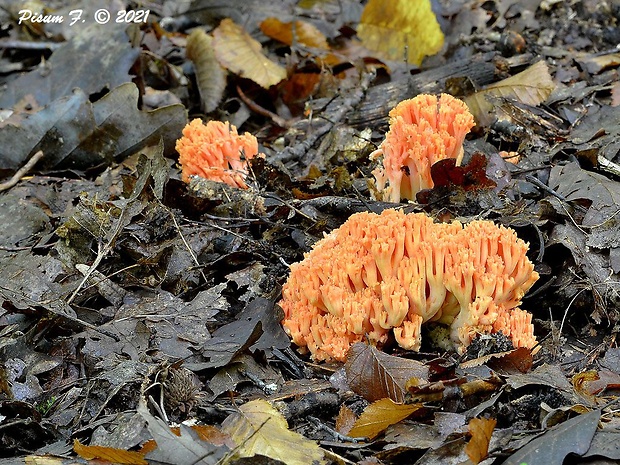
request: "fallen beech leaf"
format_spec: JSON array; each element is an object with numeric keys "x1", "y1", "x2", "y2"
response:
[
  {"x1": 464, "y1": 61, "x2": 556, "y2": 126},
  {"x1": 260, "y1": 17, "x2": 329, "y2": 49},
  {"x1": 221, "y1": 399, "x2": 325, "y2": 465},
  {"x1": 74, "y1": 439, "x2": 147, "y2": 465},
  {"x1": 348, "y1": 398, "x2": 422, "y2": 439},
  {"x1": 213, "y1": 18, "x2": 287, "y2": 89},
  {"x1": 186, "y1": 29, "x2": 227, "y2": 113},
  {"x1": 345, "y1": 343, "x2": 430, "y2": 403},
  {"x1": 335, "y1": 404, "x2": 358, "y2": 436},
  {"x1": 357, "y1": 0, "x2": 444, "y2": 65},
  {"x1": 465, "y1": 417, "x2": 496, "y2": 464}
]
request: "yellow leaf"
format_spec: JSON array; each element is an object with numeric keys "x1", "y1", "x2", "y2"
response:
[
  {"x1": 465, "y1": 417, "x2": 496, "y2": 464},
  {"x1": 464, "y1": 60, "x2": 556, "y2": 126},
  {"x1": 213, "y1": 18, "x2": 287, "y2": 89},
  {"x1": 348, "y1": 398, "x2": 421, "y2": 440},
  {"x1": 186, "y1": 29, "x2": 227, "y2": 113},
  {"x1": 357, "y1": 0, "x2": 444, "y2": 66},
  {"x1": 74, "y1": 439, "x2": 147, "y2": 465},
  {"x1": 221, "y1": 399, "x2": 325, "y2": 465},
  {"x1": 260, "y1": 17, "x2": 329, "y2": 49}
]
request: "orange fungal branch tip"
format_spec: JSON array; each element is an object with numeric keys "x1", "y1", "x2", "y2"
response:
[
  {"x1": 176, "y1": 119, "x2": 263, "y2": 188},
  {"x1": 371, "y1": 94, "x2": 475, "y2": 202}
]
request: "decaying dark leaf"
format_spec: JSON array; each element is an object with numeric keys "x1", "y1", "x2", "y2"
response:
[
  {"x1": 138, "y1": 401, "x2": 229, "y2": 465},
  {"x1": 502, "y1": 409, "x2": 600, "y2": 465},
  {"x1": 186, "y1": 29, "x2": 227, "y2": 113},
  {"x1": 0, "y1": 23, "x2": 139, "y2": 109},
  {"x1": 0, "y1": 83, "x2": 186, "y2": 171}
]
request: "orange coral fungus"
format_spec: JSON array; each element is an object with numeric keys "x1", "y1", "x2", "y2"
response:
[
  {"x1": 371, "y1": 94, "x2": 475, "y2": 202},
  {"x1": 176, "y1": 119, "x2": 262, "y2": 188},
  {"x1": 280, "y1": 209, "x2": 538, "y2": 362}
]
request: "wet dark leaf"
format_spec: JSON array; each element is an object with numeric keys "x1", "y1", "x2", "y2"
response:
[
  {"x1": 0, "y1": 23, "x2": 139, "y2": 109},
  {"x1": 0, "y1": 83, "x2": 186, "y2": 171},
  {"x1": 502, "y1": 409, "x2": 600, "y2": 465}
]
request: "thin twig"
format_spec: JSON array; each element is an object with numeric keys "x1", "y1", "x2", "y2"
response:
[
  {"x1": 0, "y1": 39, "x2": 62, "y2": 50},
  {"x1": 236, "y1": 85, "x2": 292, "y2": 128},
  {"x1": 0, "y1": 150, "x2": 45, "y2": 192},
  {"x1": 525, "y1": 174, "x2": 588, "y2": 214}
]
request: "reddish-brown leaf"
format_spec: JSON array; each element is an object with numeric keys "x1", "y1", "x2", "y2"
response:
[{"x1": 345, "y1": 343, "x2": 429, "y2": 402}]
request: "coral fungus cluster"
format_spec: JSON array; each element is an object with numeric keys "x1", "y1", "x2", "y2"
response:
[
  {"x1": 280, "y1": 209, "x2": 539, "y2": 362},
  {"x1": 176, "y1": 119, "x2": 262, "y2": 188},
  {"x1": 372, "y1": 94, "x2": 475, "y2": 202}
]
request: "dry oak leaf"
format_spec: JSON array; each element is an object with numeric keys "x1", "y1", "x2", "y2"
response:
[
  {"x1": 221, "y1": 399, "x2": 325, "y2": 465},
  {"x1": 260, "y1": 17, "x2": 329, "y2": 49},
  {"x1": 357, "y1": 0, "x2": 444, "y2": 66},
  {"x1": 464, "y1": 60, "x2": 556, "y2": 126},
  {"x1": 213, "y1": 18, "x2": 287, "y2": 89},
  {"x1": 348, "y1": 398, "x2": 422, "y2": 440}
]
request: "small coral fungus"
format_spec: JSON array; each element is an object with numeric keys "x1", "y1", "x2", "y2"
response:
[
  {"x1": 176, "y1": 119, "x2": 262, "y2": 188},
  {"x1": 280, "y1": 209, "x2": 538, "y2": 362},
  {"x1": 372, "y1": 94, "x2": 475, "y2": 202}
]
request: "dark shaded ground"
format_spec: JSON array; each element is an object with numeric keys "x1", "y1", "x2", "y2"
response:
[{"x1": 1, "y1": 0, "x2": 620, "y2": 464}]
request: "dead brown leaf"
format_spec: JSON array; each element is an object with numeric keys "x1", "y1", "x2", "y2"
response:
[
  {"x1": 335, "y1": 404, "x2": 357, "y2": 436},
  {"x1": 345, "y1": 343, "x2": 430, "y2": 402},
  {"x1": 464, "y1": 60, "x2": 556, "y2": 126},
  {"x1": 74, "y1": 439, "x2": 147, "y2": 465},
  {"x1": 213, "y1": 18, "x2": 287, "y2": 89},
  {"x1": 260, "y1": 17, "x2": 329, "y2": 49},
  {"x1": 465, "y1": 417, "x2": 496, "y2": 464}
]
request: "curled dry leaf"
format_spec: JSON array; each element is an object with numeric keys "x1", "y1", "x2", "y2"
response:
[
  {"x1": 186, "y1": 29, "x2": 227, "y2": 113},
  {"x1": 213, "y1": 18, "x2": 287, "y2": 89},
  {"x1": 357, "y1": 0, "x2": 444, "y2": 66},
  {"x1": 464, "y1": 60, "x2": 556, "y2": 126},
  {"x1": 260, "y1": 17, "x2": 329, "y2": 49},
  {"x1": 348, "y1": 398, "x2": 422, "y2": 440},
  {"x1": 465, "y1": 417, "x2": 496, "y2": 464}
]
